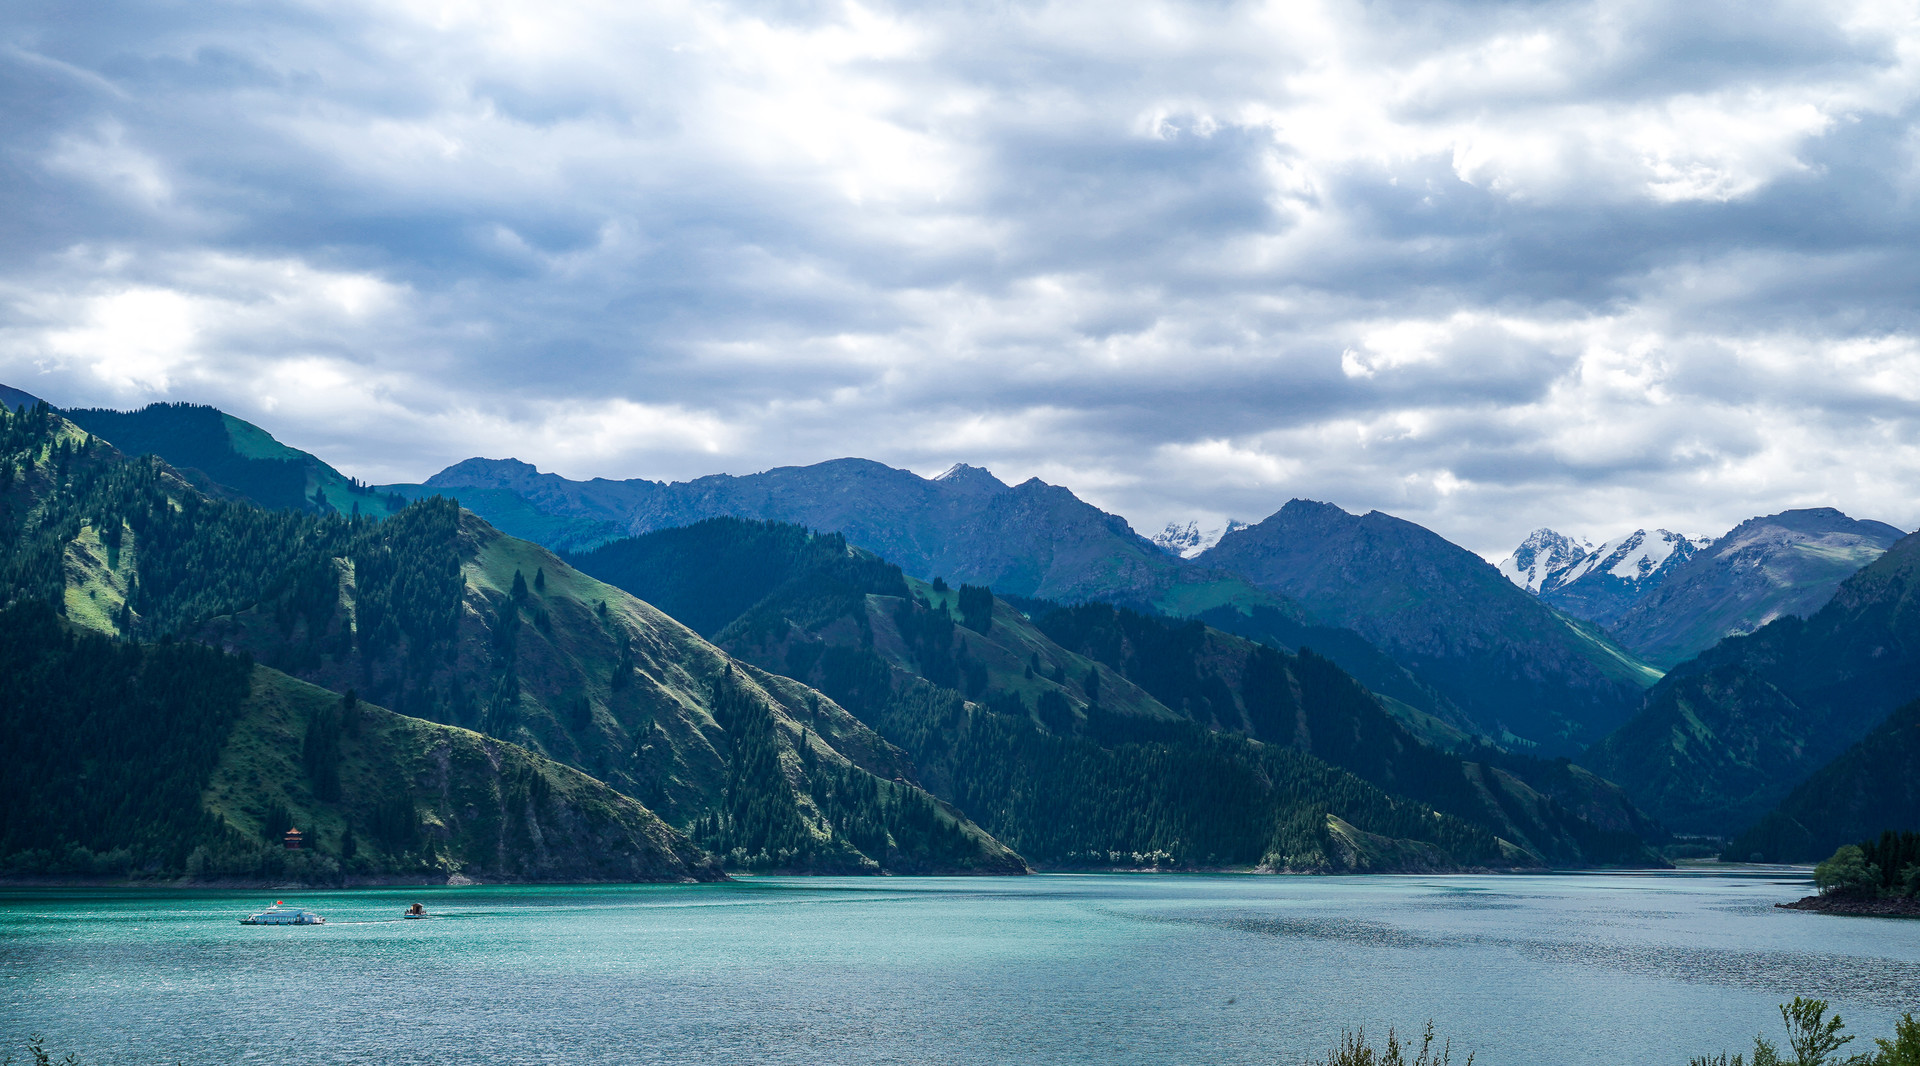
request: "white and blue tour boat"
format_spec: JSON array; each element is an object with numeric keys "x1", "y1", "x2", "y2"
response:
[{"x1": 239, "y1": 901, "x2": 325, "y2": 925}]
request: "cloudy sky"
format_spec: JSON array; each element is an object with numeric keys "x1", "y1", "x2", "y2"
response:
[{"x1": 4, "y1": 0, "x2": 1920, "y2": 556}]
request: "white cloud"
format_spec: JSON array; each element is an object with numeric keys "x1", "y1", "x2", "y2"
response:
[{"x1": 3, "y1": 0, "x2": 1920, "y2": 556}]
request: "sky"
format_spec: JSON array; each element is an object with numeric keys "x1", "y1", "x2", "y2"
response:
[{"x1": 4, "y1": 0, "x2": 1920, "y2": 558}]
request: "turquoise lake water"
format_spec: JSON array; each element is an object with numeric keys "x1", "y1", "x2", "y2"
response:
[{"x1": 2, "y1": 872, "x2": 1916, "y2": 1064}]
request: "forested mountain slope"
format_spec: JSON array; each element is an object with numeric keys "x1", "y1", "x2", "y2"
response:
[
  {"x1": 1586, "y1": 531, "x2": 1920, "y2": 835},
  {"x1": 1723, "y1": 697, "x2": 1920, "y2": 863},
  {"x1": 1198, "y1": 500, "x2": 1662, "y2": 753},
  {"x1": 1606, "y1": 508, "x2": 1905, "y2": 669},
  {"x1": 571, "y1": 517, "x2": 1665, "y2": 869},
  {"x1": 0, "y1": 600, "x2": 719, "y2": 883},
  {"x1": 0, "y1": 403, "x2": 1019, "y2": 877},
  {"x1": 63, "y1": 401, "x2": 408, "y2": 519}
]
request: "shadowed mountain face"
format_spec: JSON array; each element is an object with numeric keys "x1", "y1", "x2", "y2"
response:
[
  {"x1": 1605, "y1": 508, "x2": 1906, "y2": 669},
  {"x1": 409, "y1": 457, "x2": 1282, "y2": 615},
  {"x1": 569, "y1": 517, "x2": 1666, "y2": 870},
  {"x1": 1724, "y1": 697, "x2": 1920, "y2": 863},
  {"x1": 1197, "y1": 500, "x2": 1662, "y2": 755},
  {"x1": 1586, "y1": 531, "x2": 1920, "y2": 836},
  {"x1": 0, "y1": 599, "x2": 723, "y2": 884}
]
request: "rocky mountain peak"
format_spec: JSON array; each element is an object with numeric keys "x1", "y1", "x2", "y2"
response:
[
  {"x1": 425, "y1": 456, "x2": 546, "y2": 489},
  {"x1": 1498, "y1": 528, "x2": 1592, "y2": 593},
  {"x1": 932, "y1": 462, "x2": 1010, "y2": 494}
]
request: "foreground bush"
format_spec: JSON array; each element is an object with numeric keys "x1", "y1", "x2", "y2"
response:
[
  {"x1": 1689, "y1": 998, "x2": 1920, "y2": 1066},
  {"x1": 1308, "y1": 1021, "x2": 1471, "y2": 1065}
]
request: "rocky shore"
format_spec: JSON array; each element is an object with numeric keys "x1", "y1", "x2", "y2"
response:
[{"x1": 1778, "y1": 893, "x2": 1920, "y2": 917}]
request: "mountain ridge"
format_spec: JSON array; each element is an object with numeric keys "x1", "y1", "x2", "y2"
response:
[
  {"x1": 1607, "y1": 507, "x2": 1905, "y2": 669},
  {"x1": 1198, "y1": 499, "x2": 1662, "y2": 754},
  {"x1": 1585, "y1": 529, "x2": 1920, "y2": 835}
]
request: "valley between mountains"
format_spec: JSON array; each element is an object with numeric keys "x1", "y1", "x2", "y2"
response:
[{"x1": 4, "y1": 392, "x2": 1916, "y2": 884}]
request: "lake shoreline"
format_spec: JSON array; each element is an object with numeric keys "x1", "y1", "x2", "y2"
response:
[
  {"x1": 0, "y1": 863, "x2": 1724, "y2": 890},
  {"x1": 1778, "y1": 893, "x2": 1920, "y2": 918}
]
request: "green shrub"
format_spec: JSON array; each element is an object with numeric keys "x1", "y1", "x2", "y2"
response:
[
  {"x1": 1814, "y1": 846, "x2": 1880, "y2": 896},
  {"x1": 1308, "y1": 1022, "x2": 1470, "y2": 1066},
  {"x1": 1689, "y1": 1000, "x2": 1919, "y2": 1066}
]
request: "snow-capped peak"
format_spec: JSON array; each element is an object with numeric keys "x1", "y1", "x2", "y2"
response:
[
  {"x1": 1153, "y1": 519, "x2": 1247, "y2": 559},
  {"x1": 932, "y1": 463, "x2": 1009, "y2": 493},
  {"x1": 1498, "y1": 528, "x2": 1592, "y2": 593},
  {"x1": 1539, "y1": 528, "x2": 1701, "y2": 595}
]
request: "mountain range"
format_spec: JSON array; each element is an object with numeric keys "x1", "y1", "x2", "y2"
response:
[
  {"x1": 1500, "y1": 510, "x2": 1903, "y2": 669},
  {"x1": 1585, "y1": 528, "x2": 1920, "y2": 838},
  {"x1": 408, "y1": 454, "x2": 1672, "y2": 754},
  {"x1": 8, "y1": 389, "x2": 1919, "y2": 876},
  {"x1": 1538, "y1": 528, "x2": 1706, "y2": 627},
  {"x1": 1, "y1": 395, "x2": 1670, "y2": 881}
]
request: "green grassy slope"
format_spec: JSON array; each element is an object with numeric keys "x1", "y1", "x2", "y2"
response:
[
  {"x1": 199, "y1": 515, "x2": 1023, "y2": 875},
  {"x1": 203, "y1": 667, "x2": 720, "y2": 883}
]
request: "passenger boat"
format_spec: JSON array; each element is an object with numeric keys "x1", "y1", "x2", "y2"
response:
[
  {"x1": 404, "y1": 903, "x2": 427, "y2": 919},
  {"x1": 239, "y1": 902, "x2": 325, "y2": 925}
]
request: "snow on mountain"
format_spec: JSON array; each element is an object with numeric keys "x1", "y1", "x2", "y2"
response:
[
  {"x1": 1540, "y1": 529, "x2": 1698, "y2": 596},
  {"x1": 1153, "y1": 519, "x2": 1247, "y2": 559},
  {"x1": 1498, "y1": 529, "x2": 1592, "y2": 592}
]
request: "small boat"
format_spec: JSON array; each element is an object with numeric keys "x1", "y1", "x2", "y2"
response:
[
  {"x1": 403, "y1": 903, "x2": 427, "y2": 919},
  {"x1": 239, "y1": 901, "x2": 325, "y2": 926}
]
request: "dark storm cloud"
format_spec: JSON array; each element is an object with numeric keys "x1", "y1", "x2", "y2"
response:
[{"x1": 3, "y1": 0, "x2": 1920, "y2": 558}]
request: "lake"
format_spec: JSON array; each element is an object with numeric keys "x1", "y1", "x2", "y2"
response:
[{"x1": 2, "y1": 871, "x2": 1916, "y2": 1065}]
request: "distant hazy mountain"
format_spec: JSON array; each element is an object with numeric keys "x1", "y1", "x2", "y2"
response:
[
  {"x1": 1538, "y1": 528, "x2": 1704, "y2": 627},
  {"x1": 1723, "y1": 697, "x2": 1920, "y2": 863},
  {"x1": 1150, "y1": 519, "x2": 1248, "y2": 559},
  {"x1": 1608, "y1": 508, "x2": 1905, "y2": 669},
  {"x1": 1498, "y1": 528, "x2": 1592, "y2": 593},
  {"x1": 407, "y1": 456, "x2": 1285, "y2": 614},
  {"x1": 1198, "y1": 500, "x2": 1662, "y2": 754},
  {"x1": 0, "y1": 383, "x2": 46, "y2": 412},
  {"x1": 60, "y1": 401, "x2": 407, "y2": 519},
  {"x1": 1586, "y1": 530, "x2": 1920, "y2": 836}
]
